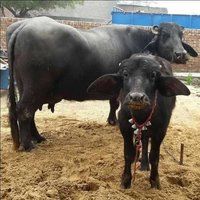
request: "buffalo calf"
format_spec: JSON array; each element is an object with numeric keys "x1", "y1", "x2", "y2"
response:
[{"x1": 87, "y1": 54, "x2": 190, "y2": 189}]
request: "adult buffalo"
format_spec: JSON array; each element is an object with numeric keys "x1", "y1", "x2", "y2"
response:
[{"x1": 7, "y1": 17, "x2": 197, "y2": 151}]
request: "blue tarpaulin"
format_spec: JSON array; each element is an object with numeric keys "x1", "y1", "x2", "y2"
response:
[{"x1": 0, "y1": 64, "x2": 9, "y2": 90}]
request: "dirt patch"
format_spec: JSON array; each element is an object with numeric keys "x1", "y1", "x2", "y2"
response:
[{"x1": 1, "y1": 85, "x2": 200, "y2": 200}]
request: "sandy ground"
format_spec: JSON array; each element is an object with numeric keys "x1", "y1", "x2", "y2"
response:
[{"x1": 1, "y1": 85, "x2": 200, "y2": 200}]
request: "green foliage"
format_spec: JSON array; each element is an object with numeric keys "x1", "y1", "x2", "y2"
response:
[
  {"x1": 1, "y1": 0, "x2": 83, "y2": 17},
  {"x1": 185, "y1": 73, "x2": 193, "y2": 85}
]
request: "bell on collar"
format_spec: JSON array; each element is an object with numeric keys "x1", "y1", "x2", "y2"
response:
[
  {"x1": 146, "y1": 121, "x2": 151, "y2": 126},
  {"x1": 129, "y1": 118, "x2": 134, "y2": 124},
  {"x1": 132, "y1": 124, "x2": 137, "y2": 129},
  {"x1": 134, "y1": 129, "x2": 138, "y2": 135},
  {"x1": 142, "y1": 126, "x2": 147, "y2": 131},
  {"x1": 133, "y1": 137, "x2": 136, "y2": 145}
]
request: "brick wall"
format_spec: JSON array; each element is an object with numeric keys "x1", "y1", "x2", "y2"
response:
[
  {"x1": 172, "y1": 29, "x2": 200, "y2": 72},
  {"x1": 0, "y1": 17, "x2": 102, "y2": 50},
  {"x1": 1, "y1": 17, "x2": 200, "y2": 72}
]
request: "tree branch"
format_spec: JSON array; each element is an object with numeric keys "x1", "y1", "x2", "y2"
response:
[
  {"x1": 19, "y1": 7, "x2": 32, "y2": 17},
  {"x1": 3, "y1": 5, "x2": 18, "y2": 17},
  {"x1": 0, "y1": 6, "x2": 5, "y2": 17}
]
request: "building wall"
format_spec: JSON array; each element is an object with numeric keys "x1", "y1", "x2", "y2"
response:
[
  {"x1": 116, "y1": 5, "x2": 168, "y2": 14},
  {"x1": 1, "y1": 17, "x2": 200, "y2": 72}
]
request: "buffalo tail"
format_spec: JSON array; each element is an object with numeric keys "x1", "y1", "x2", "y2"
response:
[{"x1": 7, "y1": 24, "x2": 25, "y2": 150}]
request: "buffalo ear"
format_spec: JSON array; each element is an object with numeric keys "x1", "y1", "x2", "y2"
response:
[
  {"x1": 157, "y1": 76, "x2": 190, "y2": 97},
  {"x1": 87, "y1": 74, "x2": 122, "y2": 98},
  {"x1": 182, "y1": 42, "x2": 198, "y2": 57}
]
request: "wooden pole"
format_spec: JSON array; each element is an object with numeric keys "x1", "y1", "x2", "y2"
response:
[{"x1": 179, "y1": 143, "x2": 184, "y2": 165}]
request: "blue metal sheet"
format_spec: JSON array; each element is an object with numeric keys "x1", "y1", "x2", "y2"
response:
[
  {"x1": 0, "y1": 67, "x2": 9, "y2": 90},
  {"x1": 172, "y1": 15, "x2": 191, "y2": 28},
  {"x1": 112, "y1": 11, "x2": 132, "y2": 25},
  {"x1": 191, "y1": 15, "x2": 200, "y2": 29},
  {"x1": 112, "y1": 11, "x2": 200, "y2": 29},
  {"x1": 152, "y1": 14, "x2": 172, "y2": 25},
  {"x1": 133, "y1": 13, "x2": 152, "y2": 26}
]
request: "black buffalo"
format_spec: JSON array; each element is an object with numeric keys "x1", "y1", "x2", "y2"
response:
[
  {"x1": 7, "y1": 17, "x2": 197, "y2": 151},
  {"x1": 87, "y1": 54, "x2": 190, "y2": 189}
]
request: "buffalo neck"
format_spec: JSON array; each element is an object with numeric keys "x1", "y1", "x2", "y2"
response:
[
  {"x1": 130, "y1": 106, "x2": 154, "y2": 125},
  {"x1": 128, "y1": 28, "x2": 155, "y2": 54}
]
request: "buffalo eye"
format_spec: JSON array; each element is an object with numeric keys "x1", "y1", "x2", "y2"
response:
[
  {"x1": 150, "y1": 71, "x2": 157, "y2": 80},
  {"x1": 162, "y1": 32, "x2": 170, "y2": 41},
  {"x1": 123, "y1": 70, "x2": 129, "y2": 79}
]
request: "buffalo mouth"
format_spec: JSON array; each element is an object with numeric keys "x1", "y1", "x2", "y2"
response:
[
  {"x1": 163, "y1": 53, "x2": 189, "y2": 64},
  {"x1": 174, "y1": 54, "x2": 189, "y2": 64},
  {"x1": 174, "y1": 58, "x2": 187, "y2": 64},
  {"x1": 128, "y1": 102, "x2": 148, "y2": 110}
]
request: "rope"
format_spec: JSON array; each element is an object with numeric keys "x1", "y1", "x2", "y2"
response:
[
  {"x1": 131, "y1": 91, "x2": 158, "y2": 182},
  {"x1": 132, "y1": 143, "x2": 141, "y2": 182}
]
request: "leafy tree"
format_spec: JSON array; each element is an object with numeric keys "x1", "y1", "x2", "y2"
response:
[{"x1": 1, "y1": 0, "x2": 83, "y2": 18}]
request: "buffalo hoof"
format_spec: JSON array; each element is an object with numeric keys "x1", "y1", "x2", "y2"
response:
[
  {"x1": 32, "y1": 132, "x2": 46, "y2": 143},
  {"x1": 107, "y1": 117, "x2": 118, "y2": 126},
  {"x1": 18, "y1": 142, "x2": 35, "y2": 152},
  {"x1": 121, "y1": 173, "x2": 132, "y2": 189},
  {"x1": 33, "y1": 135, "x2": 46, "y2": 143},
  {"x1": 140, "y1": 162, "x2": 150, "y2": 171},
  {"x1": 150, "y1": 177, "x2": 161, "y2": 189}
]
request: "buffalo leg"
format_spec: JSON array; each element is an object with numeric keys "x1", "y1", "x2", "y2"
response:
[
  {"x1": 17, "y1": 100, "x2": 36, "y2": 151},
  {"x1": 107, "y1": 97, "x2": 119, "y2": 125},
  {"x1": 31, "y1": 113, "x2": 46, "y2": 143},
  {"x1": 16, "y1": 81, "x2": 45, "y2": 147},
  {"x1": 120, "y1": 129, "x2": 135, "y2": 189},
  {"x1": 140, "y1": 133, "x2": 150, "y2": 171},
  {"x1": 149, "y1": 137, "x2": 163, "y2": 189}
]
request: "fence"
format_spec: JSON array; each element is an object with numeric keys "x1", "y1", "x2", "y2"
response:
[{"x1": 112, "y1": 9, "x2": 200, "y2": 29}]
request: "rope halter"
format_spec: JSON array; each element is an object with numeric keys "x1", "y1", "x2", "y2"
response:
[{"x1": 128, "y1": 90, "x2": 158, "y2": 181}]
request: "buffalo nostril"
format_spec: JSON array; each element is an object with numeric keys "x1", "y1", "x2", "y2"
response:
[
  {"x1": 142, "y1": 95, "x2": 150, "y2": 104},
  {"x1": 175, "y1": 52, "x2": 181, "y2": 57},
  {"x1": 129, "y1": 93, "x2": 145, "y2": 102},
  {"x1": 129, "y1": 93, "x2": 135, "y2": 101},
  {"x1": 140, "y1": 94, "x2": 146, "y2": 101},
  {"x1": 141, "y1": 95, "x2": 145, "y2": 101}
]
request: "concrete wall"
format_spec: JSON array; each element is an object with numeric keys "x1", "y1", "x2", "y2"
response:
[
  {"x1": 116, "y1": 5, "x2": 168, "y2": 14},
  {"x1": 1, "y1": 17, "x2": 200, "y2": 72}
]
